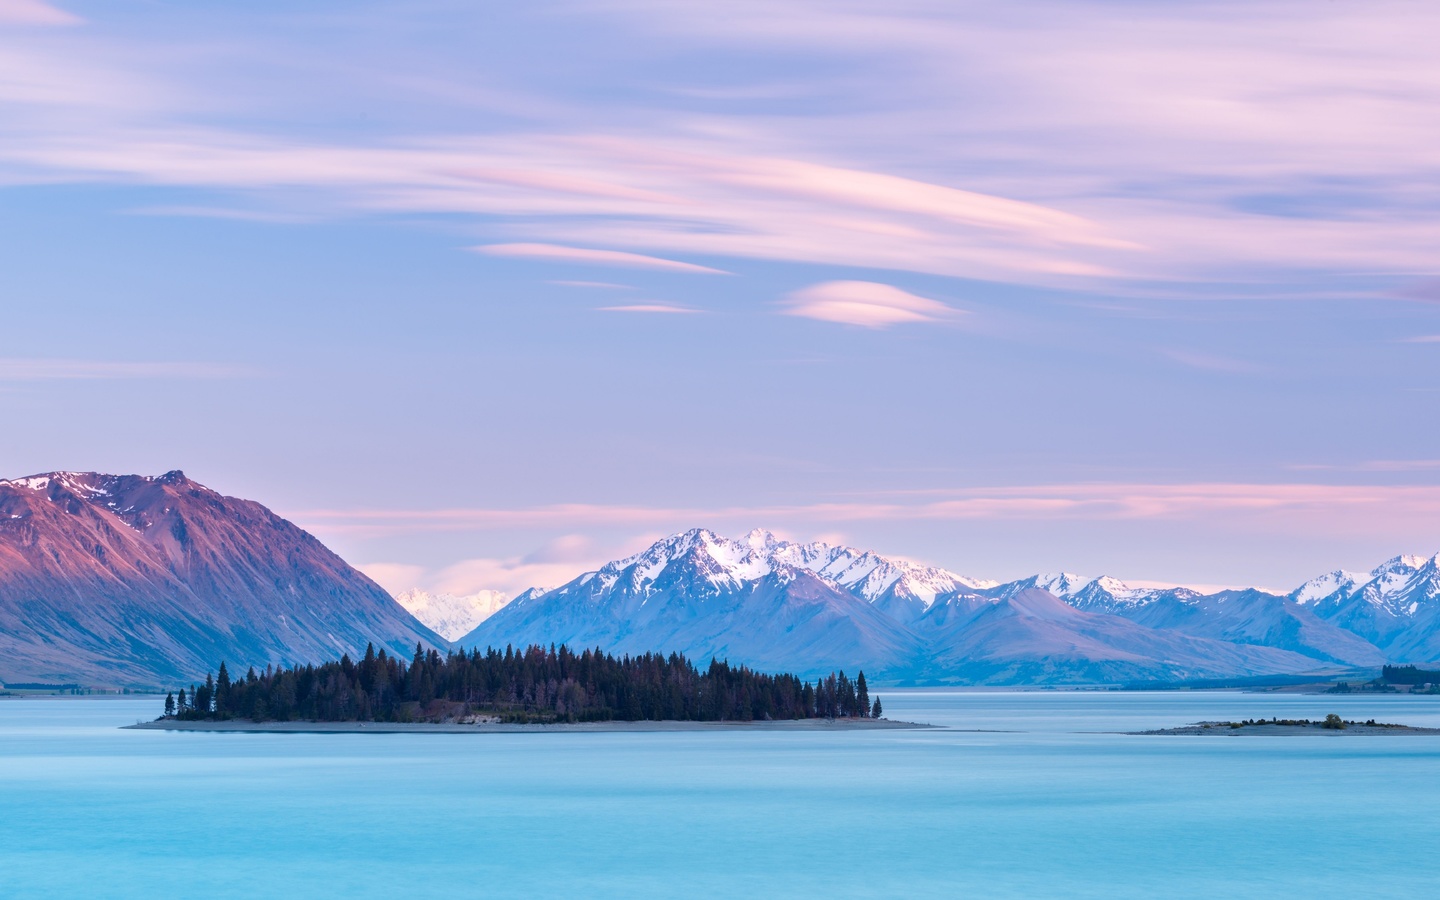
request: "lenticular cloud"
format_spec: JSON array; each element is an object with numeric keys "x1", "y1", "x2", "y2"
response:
[{"x1": 782, "y1": 280, "x2": 958, "y2": 328}]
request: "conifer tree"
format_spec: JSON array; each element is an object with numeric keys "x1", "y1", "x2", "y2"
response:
[
  {"x1": 871, "y1": 697, "x2": 882, "y2": 718},
  {"x1": 164, "y1": 692, "x2": 176, "y2": 717},
  {"x1": 856, "y1": 672, "x2": 870, "y2": 718},
  {"x1": 216, "y1": 662, "x2": 232, "y2": 717}
]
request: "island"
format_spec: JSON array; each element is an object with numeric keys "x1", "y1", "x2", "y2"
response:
[
  {"x1": 126, "y1": 644, "x2": 925, "y2": 732},
  {"x1": 1132, "y1": 714, "x2": 1440, "y2": 735}
]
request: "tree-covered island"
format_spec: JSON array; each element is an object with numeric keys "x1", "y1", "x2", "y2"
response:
[{"x1": 159, "y1": 644, "x2": 884, "y2": 724}]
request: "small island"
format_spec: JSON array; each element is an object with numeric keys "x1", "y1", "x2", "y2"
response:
[
  {"x1": 127, "y1": 644, "x2": 923, "y2": 733},
  {"x1": 1133, "y1": 714, "x2": 1440, "y2": 736}
]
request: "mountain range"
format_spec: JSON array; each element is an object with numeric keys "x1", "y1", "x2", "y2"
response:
[
  {"x1": 460, "y1": 528, "x2": 1440, "y2": 684},
  {"x1": 0, "y1": 471, "x2": 441, "y2": 686},
  {"x1": 5, "y1": 471, "x2": 1440, "y2": 688}
]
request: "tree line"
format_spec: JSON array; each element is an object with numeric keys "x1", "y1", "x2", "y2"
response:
[
  {"x1": 161, "y1": 644, "x2": 884, "y2": 723},
  {"x1": 1382, "y1": 664, "x2": 1440, "y2": 685}
]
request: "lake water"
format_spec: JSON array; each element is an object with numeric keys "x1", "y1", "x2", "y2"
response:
[{"x1": 4, "y1": 690, "x2": 1440, "y2": 898}]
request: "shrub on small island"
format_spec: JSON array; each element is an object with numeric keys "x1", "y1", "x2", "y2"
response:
[{"x1": 1323, "y1": 713, "x2": 1345, "y2": 730}]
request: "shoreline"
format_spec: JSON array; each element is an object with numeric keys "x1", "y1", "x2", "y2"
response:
[
  {"x1": 124, "y1": 717, "x2": 933, "y2": 734},
  {"x1": 1130, "y1": 721, "x2": 1440, "y2": 736}
]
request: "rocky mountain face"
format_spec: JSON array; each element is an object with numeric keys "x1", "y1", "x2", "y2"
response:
[
  {"x1": 0, "y1": 471, "x2": 443, "y2": 686},
  {"x1": 394, "y1": 588, "x2": 512, "y2": 641},
  {"x1": 460, "y1": 529, "x2": 1426, "y2": 683}
]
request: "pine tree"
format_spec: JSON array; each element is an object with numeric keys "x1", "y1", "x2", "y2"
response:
[
  {"x1": 216, "y1": 662, "x2": 232, "y2": 717},
  {"x1": 164, "y1": 692, "x2": 176, "y2": 717},
  {"x1": 871, "y1": 697, "x2": 882, "y2": 718},
  {"x1": 856, "y1": 672, "x2": 870, "y2": 718},
  {"x1": 177, "y1": 687, "x2": 188, "y2": 715}
]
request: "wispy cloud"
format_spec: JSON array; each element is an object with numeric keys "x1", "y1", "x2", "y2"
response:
[
  {"x1": 1163, "y1": 349, "x2": 1265, "y2": 375},
  {"x1": 0, "y1": 359, "x2": 253, "y2": 380},
  {"x1": 598, "y1": 303, "x2": 701, "y2": 314},
  {"x1": 472, "y1": 243, "x2": 727, "y2": 274},
  {"x1": 4, "y1": 2, "x2": 1440, "y2": 292},
  {"x1": 0, "y1": 0, "x2": 80, "y2": 26},
  {"x1": 361, "y1": 534, "x2": 660, "y2": 597},
  {"x1": 291, "y1": 482, "x2": 1440, "y2": 538},
  {"x1": 782, "y1": 280, "x2": 958, "y2": 328},
  {"x1": 1288, "y1": 459, "x2": 1440, "y2": 473},
  {"x1": 125, "y1": 205, "x2": 312, "y2": 224},
  {"x1": 549, "y1": 280, "x2": 633, "y2": 289}
]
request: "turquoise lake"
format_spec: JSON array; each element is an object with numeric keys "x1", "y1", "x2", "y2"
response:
[{"x1": 4, "y1": 690, "x2": 1440, "y2": 897}]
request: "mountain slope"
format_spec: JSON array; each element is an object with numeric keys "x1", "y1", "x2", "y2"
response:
[
  {"x1": 459, "y1": 529, "x2": 927, "y2": 676},
  {"x1": 460, "y1": 529, "x2": 1359, "y2": 683},
  {"x1": 0, "y1": 471, "x2": 443, "y2": 686},
  {"x1": 915, "y1": 588, "x2": 1326, "y2": 684},
  {"x1": 1293, "y1": 555, "x2": 1440, "y2": 661},
  {"x1": 1114, "y1": 589, "x2": 1386, "y2": 666}
]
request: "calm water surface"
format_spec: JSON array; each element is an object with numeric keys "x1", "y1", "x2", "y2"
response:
[{"x1": 3, "y1": 690, "x2": 1439, "y2": 898}]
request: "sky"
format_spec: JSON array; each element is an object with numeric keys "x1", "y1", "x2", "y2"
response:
[{"x1": 3, "y1": 0, "x2": 1440, "y2": 596}]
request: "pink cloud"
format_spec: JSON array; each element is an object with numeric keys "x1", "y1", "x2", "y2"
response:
[
  {"x1": 782, "y1": 280, "x2": 958, "y2": 328},
  {"x1": 289, "y1": 482, "x2": 1440, "y2": 538},
  {"x1": 597, "y1": 303, "x2": 701, "y2": 314},
  {"x1": 473, "y1": 242, "x2": 727, "y2": 274},
  {"x1": 0, "y1": 0, "x2": 79, "y2": 26}
]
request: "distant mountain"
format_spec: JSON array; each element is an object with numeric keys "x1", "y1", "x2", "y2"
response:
[
  {"x1": 459, "y1": 529, "x2": 1380, "y2": 683},
  {"x1": 1292, "y1": 554, "x2": 1440, "y2": 661},
  {"x1": 1104, "y1": 589, "x2": 1386, "y2": 667},
  {"x1": 394, "y1": 588, "x2": 512, "y2": 641},
  {"x1": 913, "y1": 588, "x2": 1322, "y2": 684},
  {"x1": 0, "y1": 471, "x2": 443, "y2": 686},
  {"x1": 459, "y1": 529, "x2": 925, "y2": 677}
]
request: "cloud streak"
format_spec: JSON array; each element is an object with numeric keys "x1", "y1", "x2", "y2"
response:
[
  {"x1": 290, "y1": 482, "x2": 1440, "y2": 538},
  {"x1": 0, "y1": 0, "x2": 79, "y2": 26},
  {"x1": 0, "y1": 359, "x2": 254, "y2": 380},
  {"x1": 782, "y1": 280, "x2": 957, "y2": 328},
  {"x1": 4, "y1": 2, "x2": 1440, "y2": 292},
  {"x1": 598, "y1": 304, "x2": 701, "y2": 314},
  {"x1": 474, "y1": 242, "x2": 727, "y2": 274}
]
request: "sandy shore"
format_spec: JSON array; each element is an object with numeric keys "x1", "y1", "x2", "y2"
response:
[
  {"x1": 125, "y1": 717, "x2": 932, "y2": 734},
  {"x1": 1131, "y1": 722, "x2": 1440, "y2": 736}
]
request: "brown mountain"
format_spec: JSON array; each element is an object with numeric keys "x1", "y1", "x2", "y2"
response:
[{"x1": 0, "y1": 471, "x2": 443, "y2": 687}]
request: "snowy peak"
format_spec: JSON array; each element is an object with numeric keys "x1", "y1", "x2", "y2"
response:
[
  {"x1": 1286, "y1": 552, "x2": 1440, "y2": 620},
  {"x1": 576, "y1": 528, "x2": 988, "y2": 610},
  {"x1": 394, "y1": 588, "x2": 512, "y2": 641},
  {"x1": 1290, "y1": 570, "x2": 1367, "y2": 606}
]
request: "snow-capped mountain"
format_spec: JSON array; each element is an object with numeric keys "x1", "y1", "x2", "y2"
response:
[
  {"x1": 459, "y1": 528, "x2": 926, "y2": 676},
  {"x1": 1291, "y1": 554, "x2": 1440, "y2": 659},
  {"x1": 394, "y1": 588, "x2": 513, "y2": 641},
  {"x1": 743, "y1": 529, "x2": 996, "y2": 623},
  {"x1": 458, "y1": 528, "x2": 1408, "y2": 682},
  {"x1": 989, "y1": 572, "x2": 1180, "y2": 612}
]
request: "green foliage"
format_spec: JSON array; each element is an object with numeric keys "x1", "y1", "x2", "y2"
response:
[
  {"x1": 166, "y1": 644, "x2": 878, "y2": 724},
  {"x1": 1323, "y1": 713, "x2": 1346, "y2": 730},
  {"x1": 1383, "y1": 665, "x2": 1440, "y2": 685}
]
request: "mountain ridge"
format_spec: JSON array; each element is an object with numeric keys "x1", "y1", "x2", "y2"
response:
[
  {"x1": 459, "y1": 528, "x2": 1440, "y2": 682},
  {"x1": 0, "y1": 470, "x2": 443, "y2": 686}
]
